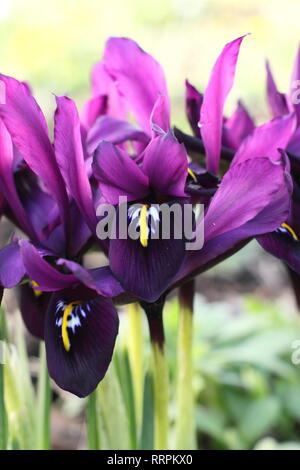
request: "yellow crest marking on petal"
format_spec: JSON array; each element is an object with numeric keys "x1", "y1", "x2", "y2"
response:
[
  {"x1": 281, "y1": 223, "x2": 298, "y2": 241},
  {"x1": 187, "y1": 167, "x2": 197, "y2": 182},
  {"x1": 32, "y1": 280, "x2": 42, "y2": 298},
  {"x1": 62, "y1": 301, "x2": 82, "y2": 352},
  {"x1": 139, "y1": 204, "x2": 149, "y2": 248}
]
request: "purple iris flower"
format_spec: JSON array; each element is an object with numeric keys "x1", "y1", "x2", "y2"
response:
[
  {"x1": 0, "y1": 76, "x2": 125, "y2": 397},
  {"x1": 0, "y1": 36, "x2": 294, "y2": 399}
]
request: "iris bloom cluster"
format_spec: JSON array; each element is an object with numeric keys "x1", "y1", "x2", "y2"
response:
[{"x1": 0, "y1": 36, "x2": 297, "y2": 397}]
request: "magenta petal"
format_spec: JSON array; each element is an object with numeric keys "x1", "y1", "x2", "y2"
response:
[
  {"x1": 222, "y1": 100, "x2": 254, "y2": 150},
  {"x1": 142, "y1": 131, "x2": 188, "y2": 197},
  {"x1": 91, "y1": 61, "x2": 127, "y2": 119},
  {"x1": 266, "y1": 61, "x2": 289, "y2": 118},
  {"x1": 200, "y1": 35, "x2": 247, "y2": 175},
  {"x1": 19, "y1": 240, "x2": 77, "y2": 291},
  {"x1": 0, "y1": 74, "x2": 69, "y2": 232},
  {"x1": 290, "y1": 45, "x2": 300, "y2": 123},
  {"x1": 93, "y1": 141, "x2": 149, "y2": 204},
  {"x1": 0, "y1": 120, "x2": 36, "y2": 239},
  {"x1": 81, "y1": 95, "x2": 107, "y2": 130},
  {"x1": 204, "y1": 157, "x2": 290, "y2": 241},
  {"x1": 54, "y1": 96, "x2": 97, "y2": 231},
  {"x1": 86, "y1": 116, "x2": 149, "y2": 155},
  {"x1": 232, "y1": 114, "x2": 296, "y2": 165},
  {"x1": 150, "y1": 95, "x2": 170, "y2": 135},
  {"x1": 104, "y1": 37, "x2": 170, "y2": 133}
]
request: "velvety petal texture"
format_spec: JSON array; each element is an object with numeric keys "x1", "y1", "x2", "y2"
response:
[{"x1": 45, "y1": 290, "x2": 119, "y2": 397}]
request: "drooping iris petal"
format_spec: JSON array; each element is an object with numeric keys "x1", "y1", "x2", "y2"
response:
[
  {"x1": 93, "y1": 141, "x2": 149, "y2": 204},
  {"x1": 19, "y1": 284, "x2": 51, "y2": 339},
  {"x1": 222, "y1": 100, "x2": 254, "y2": 150},
  {"x1": 0, "y1": 242, "x2": 25, "y2": 288},
  {"x1": 141, "y1": 131, "x2": 188, "y2": 197},
  {"x1": 19, "y1": 240, "x2": 77, "y2": 291},
  {"x1": 232, "y1": 114, "x2": 296, "y2": 165},
  {"x1": 109, "y1": 204, "x2": 186, "y2": 302},
  {"x1": 200, "y1": 35, "x2": 247, "y2": 175},
  {"x1": 204, "y1": 157, "x2": 290, "y2": 241},
  {"x1": 81, "y1": 94, "x2": 107, "y2": 130},
  {"x1": 103, "y1": 37, "x2": 170, "y2": 133},
  {"x1": 266, "y1": 61, "x2": 289, "y2": 118},
  {"x1": 287, "y1": 125, "x2": 300, "y2": 156},
  {"x1": 185, "y1": 79, "x2": 203, "y2": 136},
  {"x1": 54, "y1": 96, "x2": 97, "y2": 231},
  {"x1": 0, "y1": 74, "x2": 69, "y2": 235},
  {"x1": 86, "y1": 116, "x2": 149, "y2": 155},
  {"x1": 0, "y1": 120, "x2": 36, "y2": 239},
  {"x1": 56, "y1": 259, "x2": 124, "y2": 298},
  {"x1": 45, "y1": 291, "x2": 119, "y2": 397}
]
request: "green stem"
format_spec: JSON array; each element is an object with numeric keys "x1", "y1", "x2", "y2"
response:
[
  {"x1": 175, "y1": 280, "x2": 196, "y2": 450},
  {"x1": 0, "y1": 305, "x2": 7, "y2": 450},
  {"x1": 87, "y1": 390, "x2": 100, "y2": 450},
  {"x1": 127, "y1": 303, "x2": 144, "y2": 430},
  {"x1": 36, "y1": 343, "x2": 51, "y2": 450},
  {"x1": 141, "y1": 299, "x2": 168, "y2": 450}
]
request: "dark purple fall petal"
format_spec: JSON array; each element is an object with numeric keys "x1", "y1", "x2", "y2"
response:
[{"x1": 45, "y1": 292, "x2": 119, "y2": 397}]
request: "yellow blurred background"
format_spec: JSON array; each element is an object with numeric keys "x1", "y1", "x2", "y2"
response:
[{"x1": 0, "y1": 0, "x2": 300, "y2": 129}]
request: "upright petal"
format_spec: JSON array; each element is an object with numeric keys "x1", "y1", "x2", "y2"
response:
[
  {"x1": 290, "y1": 45, "x2": 300, "y2": 123},
  {"x1": 93, "y1": 141, "x2": 149, "y2": 204},
  {"x1": 54, "y1": 96, "x2": 97, "y2": 231},
  {"x1": 0, "y1": 75, "x2": 69, "y2": 234},
  {"x1": 266, "y1": 61, "x2": 289, "y2": 118},
  {"x1": 142, "y1": 131, "x2": 188, "y2": 197},
  {"x1": 0, "y1": 120, "x2": 36, "y2": 239},
  {"x1": 45, "y1": 290, "x2": 119, "y2": 397},
  {"x1": 150, "y1": 95, "x2": 170, "y2": 135},
  {"x1": 91, "y1": 61, "x2": 127, "y2": 119},
  {"x1": 81, "y1": 95, "x2": 107, "y2": 130},
  {"x1": 185, "y1": 79, "x2": 203, "y2": 136},
  {"x1": 232, "y1": 114, "x2": 296, "y2": 165},
  {"x1": 200, "y1": 35, "x2": 247, "y2": 175},
  {"x1": 103, "y1": 37, "x2": 170, "y2": 133}
]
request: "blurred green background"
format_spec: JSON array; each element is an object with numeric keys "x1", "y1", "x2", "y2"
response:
[
  {"x1": 1, "y1": 0, "x2": 300, "y2": 126},
  {"x1": 3, "y1": 0, "x2": 300, "y2": 451}
]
